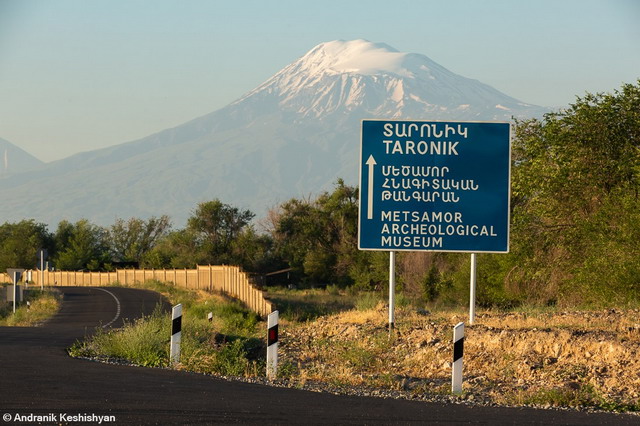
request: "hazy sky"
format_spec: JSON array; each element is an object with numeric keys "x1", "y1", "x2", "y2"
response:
[{"x1": 1, "y1": 0, "x2": 638, "y2": 162}]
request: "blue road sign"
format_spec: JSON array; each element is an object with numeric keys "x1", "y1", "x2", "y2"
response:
[{"x1": 358, "y1": 120, "x2": 510, "y2": 253}]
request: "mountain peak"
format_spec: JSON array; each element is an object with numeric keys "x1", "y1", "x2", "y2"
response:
[
  {"x1": 237, "y1": 39, "x2": 545, "y2": 122},
  {"x1": 300, "y1": 39, "x2": 412, "y2": 77},
  {"x1": 0, "y1": 137, "x2": 44, "y2": 175}
]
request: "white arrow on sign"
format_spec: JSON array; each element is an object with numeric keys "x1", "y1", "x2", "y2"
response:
[{"x1": 366, "y1": 155, "x2": 377, "y2": 219}]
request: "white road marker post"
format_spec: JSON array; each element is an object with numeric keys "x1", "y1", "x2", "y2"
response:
[
  {"x1": 452, "y1": 322, "x2": 464, "y2": 394},
  {"x1": 469, "y1": 253, "x2": 477, "y2": 325},
  {"x1": 170, "y1": 304, "x2": 182, "y2": 364},
  {"x1": 266, "y1": 310, "x2": 279, "y2": 380},
  {"x1": 389, "y1": 251, "x2": 396, "y2": 331}
]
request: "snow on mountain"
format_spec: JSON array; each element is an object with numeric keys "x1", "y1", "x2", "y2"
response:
[
  {"x1": 238, "y1": 39, "x2": 546, "y2": 121},
  {"x1": 0, "y1": 40, "x2": 548, "y2": 227}
]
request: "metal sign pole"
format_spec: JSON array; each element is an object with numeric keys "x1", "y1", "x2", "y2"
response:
[
  {"x1": 469, "y1": 253, "x2": 477, "y2": 325},
  {"x1": 40, "y1": 249, "x2": 45, "y2": 291},
  {"x1": 389, "y1": 251, "x2": 396, "y2": 330},
  {"x1": 13, "y1": 271, "x2": 18, "y2": 314}
]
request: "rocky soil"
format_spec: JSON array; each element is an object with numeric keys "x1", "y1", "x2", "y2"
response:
[{"x1": 276, "y1": 305, "x2": 640, "y2": 413}]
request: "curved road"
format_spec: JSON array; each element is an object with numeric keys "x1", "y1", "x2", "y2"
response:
[{"x1": 0, "y1": 287, "x2": 637, "y2": 425}]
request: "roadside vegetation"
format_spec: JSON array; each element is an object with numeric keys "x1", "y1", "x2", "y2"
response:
[
  {"x1": 0, "y1": 287, "x2": 60, "y2": 326},
  {"x1": 67, "y1": 280, "x2": 640, "y2": 413},
  {"x1": 68, "y1": 280, "x2": 264, "y2": 376}
]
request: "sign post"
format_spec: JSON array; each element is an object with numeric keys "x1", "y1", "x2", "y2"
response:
[
  {"x1": 388, "y1": 251, "x2": 396, "y2": 331},
  {"x1": 9, "y1": 269, "x2": 23, "y2": 314},
  {"x1": 469, "y1": 253, "x2": 477, "y2": 325},
  {"x1": 13, "y1": 271, "x2": 18, "y2": 313},
  {"x1": 39, "y1": 249, "x2": 47, "y2": 291}
]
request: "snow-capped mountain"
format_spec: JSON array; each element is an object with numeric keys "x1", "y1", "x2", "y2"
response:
[
  {"x1": 241, "y1": 39, "x2": 545, "y2": 121},
  {"x1": 0, "y1": 40, "x2": 548, "y2": 227}
]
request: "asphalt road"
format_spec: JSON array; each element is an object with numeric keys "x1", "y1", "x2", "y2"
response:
[{"x1": 0, "y1": 286, "x2": 637, "y2": 425}]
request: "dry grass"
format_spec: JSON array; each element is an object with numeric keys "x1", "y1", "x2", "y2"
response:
[
  {"x1": 0, "y1": 289, "x2": 61, "y2": 326},
  {"x1": 279, "y1": 305, "x2": 640, "y2": 412}
]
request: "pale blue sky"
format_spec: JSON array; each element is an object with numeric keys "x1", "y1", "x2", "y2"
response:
[{"x1": 1, "y1": 0, "x2": 638, "y2": 162}]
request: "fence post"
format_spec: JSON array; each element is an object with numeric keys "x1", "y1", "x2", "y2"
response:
[
  {"x1": 237, "y1": 268, "x2": 241, "y2": 299},
  {"x1": 234, "y1": 267, "x2": 238, "y2": 298},
  {"x1": 267, "y1": 310, "x2": 279, "y2": 379},
  {"x1": 170, "y1": 304, "x2": 182, "y2": 364},
  {"x1": 240, "y1": 268, "x2": 244, "y2": 303}
]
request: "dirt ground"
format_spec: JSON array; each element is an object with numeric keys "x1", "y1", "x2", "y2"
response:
[{"x1": 278, "y1": 305, "x2": 640, "y2": 412}]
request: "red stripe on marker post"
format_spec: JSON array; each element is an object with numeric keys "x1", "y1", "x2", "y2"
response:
[{"x1": 268, "y1": 324, "x2": 278, "y2": 346}]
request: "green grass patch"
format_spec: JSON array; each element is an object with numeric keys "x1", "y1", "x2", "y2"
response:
[
  {"x1": 512, "y1": 383, "x2": 640, "y2": 412},
  {"x1": 70, "y1": 280, "x2": 265, "y2": 377},
  {"x1": 69, "y1": 305, "x2": 169, "y2": 366},
  {"x1": 354, "y1": 291, "x2": 382, "y2": 311}
]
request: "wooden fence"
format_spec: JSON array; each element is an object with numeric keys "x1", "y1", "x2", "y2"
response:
[{"x1": 28, "y1": 265, "x2": 274, "y2": 318}]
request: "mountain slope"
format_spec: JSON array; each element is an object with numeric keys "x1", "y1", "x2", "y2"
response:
[
  {"x1": 0, "y1": 138, "x2": 44, "y2": 176},
  {"x1": 0, "y1": 40, "x2": 548, "y2": 227}
]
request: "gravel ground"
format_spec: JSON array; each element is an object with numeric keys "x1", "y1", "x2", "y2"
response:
[{"x1": 275, "y1": 305, "x2": 640, "y2": 414}]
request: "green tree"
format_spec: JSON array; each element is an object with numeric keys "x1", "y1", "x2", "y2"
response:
[
  {"x1": 0, "y1": 220, "x2": 52, "y2": 271},
  {"x1": 507, "y1": 81, "x2": 640, "y2": 305},
  {"x1": 53, "y1": 220, "x2": 110, "y2": 271},
  {"x1": 271, "y1": 180, "x2": 386, "y2": 288},
  {"x1": 142, "y1": 229, "x2": 205, "y2": 269},
  {"x1": 230, "y1": 226, "x2": 280, "y2": 273},
  {"x1": 108, "y1": 215, "x2": 171, "y2": 264},
  {"x1": 187, "y1": 200, "x2": 255, "y2": 264}
]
